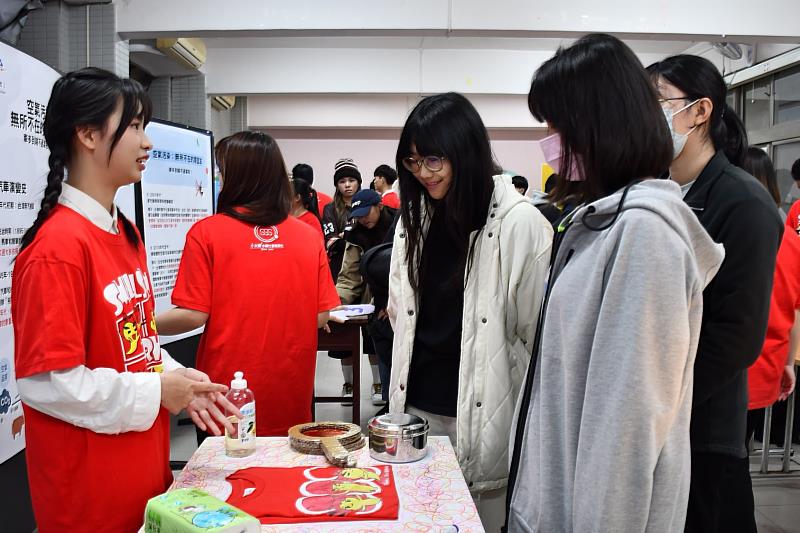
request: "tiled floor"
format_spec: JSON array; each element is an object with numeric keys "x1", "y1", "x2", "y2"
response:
[
  {"x1": 170, "y1": 354, "x2": 800, "y2": 531},
  {"x1": 752, "y1": 452, "x2": 800, "y2": 533}
]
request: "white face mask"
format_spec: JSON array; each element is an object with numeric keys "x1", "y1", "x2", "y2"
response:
[{"x1": 663, "y1": 99, "x2": 700, "y2": 160}]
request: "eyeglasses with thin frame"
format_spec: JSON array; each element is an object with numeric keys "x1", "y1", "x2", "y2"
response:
[
  {"x1": 402, "y1": 155, "x2": 447, "y2": 173},
  {"x1": 658, "y1": 96, "x2": 691, "y2": 108}
]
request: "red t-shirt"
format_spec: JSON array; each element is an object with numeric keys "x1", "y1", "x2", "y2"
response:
[
  {"x1": 317, "y1": 191, "x2": 333, "y2": 216},
  {"x1": 381, "y1": 191, "x2": 400, "y2": 210},
  {"x1": 296, "y1": 211, "x2": 324, "y2": 243},
  {"x1": 749, "y1": 219, "x2": 800, "y2": 409},
  {"x1": 12, "y1": 205, "x2": 171, "y2": 533},
  {"x1": 226, "y1": 466, "x2": 399, "y2": 524},
  {"x1": 172, "y1": 214, "x2": 340, "y2": 436},
  {"x1": 787, "y1": 201, "x2": 800, "y2": 235}
]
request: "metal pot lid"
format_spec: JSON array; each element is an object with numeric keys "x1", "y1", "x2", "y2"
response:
[{"x1": 368, "y1": 413, "x2": 428, "y2": 434}]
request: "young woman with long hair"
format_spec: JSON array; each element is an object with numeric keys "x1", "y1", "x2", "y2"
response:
[
  {"x1": 12, "y1": 68, "x2": 234, "y2": 532},
  {"x1": 156, "y1": 131, "x2": 340, "y2": 440},
  {"x1": 387, "y1": 92, "x2": 554, "y2": 530},
  {"x1": 506, "y1": 35, "x2": 725, "y2": 531},
  {"x1": 648, "y1": 54, "x2": 783, "y2": 533}
]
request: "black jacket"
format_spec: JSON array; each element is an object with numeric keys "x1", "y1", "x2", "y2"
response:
[
  {"x1": 321, "y1": 201, "x2": 351, "y2": 280},
  {"x1": 684, "y1": 151, "x2": 783, "y2": 457}
]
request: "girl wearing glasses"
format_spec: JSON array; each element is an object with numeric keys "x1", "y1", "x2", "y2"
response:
[
  {"x1": 386, "y1": 92, "x2": 553, "y2": 530},
  {"x1": 647, "y1": 56, "x2": 783, "y2": 533}
]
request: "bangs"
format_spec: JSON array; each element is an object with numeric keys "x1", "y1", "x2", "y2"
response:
[
  {"x1": 108, "y1": 78, "x2": 152, "y2": 154},
  {"x1": 400, "y1": 117, "x2": 447, "y2": 158}
]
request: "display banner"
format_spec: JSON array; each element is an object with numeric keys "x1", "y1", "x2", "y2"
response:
[
  {"x1": 138, "y1": 119, "x2": 214, "y2": 344},
  {"x1": 0, "y1": 41, "x2": 60, "y2": 464}
]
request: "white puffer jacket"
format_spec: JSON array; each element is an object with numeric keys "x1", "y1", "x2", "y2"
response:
[{"x1": 387, "y1": 175, "x2": 553, "y2": 492}]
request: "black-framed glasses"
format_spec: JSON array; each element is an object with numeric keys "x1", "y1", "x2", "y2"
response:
[{"x1": 402, "y1": 155, "x2": 447, "y2": 173}]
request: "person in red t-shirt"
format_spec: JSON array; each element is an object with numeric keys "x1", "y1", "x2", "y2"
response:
[
  {"x1": 372, "y1": 164, "x2": 400, "y2": 210},
  {"x1": 293, "y1": 163, "x2": 333, "y2": 215},
  {"x1": 748, "y1": 226, "x2": 800, "y2": 413},
  {"x1": 291, "y1": 178, "x2": 324, "y2": 242},
  {"x1": 13, "y1": 68, "x2": 235, "y2": 533},
  {"x1": 157, "y1": 131, "x2": 341, "y2": 440}
]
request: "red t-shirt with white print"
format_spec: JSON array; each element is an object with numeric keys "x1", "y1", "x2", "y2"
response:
[
  {"x1": 171, "y1": 213, "x2": 340, "y2": 436},
  {"x1": 226, "y1": 465, "x2": 399, "y2": 524},
  {"x1": 13, "y1": 205, "x2": 171, "y2": 533}
]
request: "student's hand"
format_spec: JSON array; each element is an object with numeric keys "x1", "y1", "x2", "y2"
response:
[
  {"x1": 779, "y1": 365, "x2": 797, "y2": 401},
  {"x1": 187, "y1": 392, "x2": 242, "y2": 436},
  {"x1": 159, "y1": 371, "x2": 228, "y2": 415},
  {"x1": 377, "y1": 309, "x2": 388, "y2": 321}
]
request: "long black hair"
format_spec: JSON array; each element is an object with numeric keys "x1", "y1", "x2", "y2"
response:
[
  {"x1": 291, "y1": 177, "x2": 321, "y2": 219},
  {"x1": 647, "y1": 54, "x2": 748, "y2": 167},
  {"x1": 743, "y1": 147, "x2": 781, "y2": 207},
  {"x1": 216, "y1": 131, "x2": 292, "y2": 226},
  {"x1": 18, "y1": 67, "x2": 151, "y2": 253},
  {"x1": 530, "y1": 34, "x2": 673, "y2": 205},
  {"x1": 396, "y1": 92, "x2": 499, "y2": 292}
]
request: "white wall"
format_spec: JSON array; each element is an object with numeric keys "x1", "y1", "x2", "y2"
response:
[
  {"x1": 276, "y1": 133, "x2": 547, "y2": 200},
  {"x1": 118, "y1": 0, "x2": 800, "y2": 40}
]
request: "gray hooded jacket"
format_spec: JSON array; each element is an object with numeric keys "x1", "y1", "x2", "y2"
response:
[{"x1": 507, "y1": 179, "x2": 724, "y2": 532}]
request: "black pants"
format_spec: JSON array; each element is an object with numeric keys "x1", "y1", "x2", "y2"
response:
[
  {"x1": 366, "y1": 314, "x2": 394, "y2": 401},
  {"x1": 685, "y1": 451, "x2": 757, "y2": 533}
]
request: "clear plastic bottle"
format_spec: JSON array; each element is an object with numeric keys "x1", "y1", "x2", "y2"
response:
[{"x1": 224, "y1": 371, "x2": 256, "y2": 457}]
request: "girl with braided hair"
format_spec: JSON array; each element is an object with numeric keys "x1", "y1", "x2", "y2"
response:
[{"x1": 12, "y1": 67, "x2": 237, "y2": 532}]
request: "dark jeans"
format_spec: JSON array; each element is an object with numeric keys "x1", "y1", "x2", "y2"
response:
[
  {"x1": 685, "y1": 450, "x2": 757, "y2": 533},
  {"x1": 366, "y1": 314, "x2": 394, "y2": 401}
]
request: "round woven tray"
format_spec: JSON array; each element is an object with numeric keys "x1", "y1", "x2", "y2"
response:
[{"x1": 288, "y1": 421, "x2": 365, "y2": 456}]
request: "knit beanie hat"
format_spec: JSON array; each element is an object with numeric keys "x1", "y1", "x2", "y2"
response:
[{"x1": 333, "y1": 158, "x2": 362, "y2": 186}]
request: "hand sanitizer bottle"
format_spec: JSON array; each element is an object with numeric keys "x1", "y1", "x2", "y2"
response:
[{"x1": 224, "y1": 371, "x2": 256, "y2": 457}]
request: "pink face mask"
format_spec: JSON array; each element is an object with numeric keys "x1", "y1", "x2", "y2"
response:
[{"x1": 539, "y1": 132, "x2": 585, "y2": 181}]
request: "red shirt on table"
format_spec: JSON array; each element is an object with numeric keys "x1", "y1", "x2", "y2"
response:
[
  {"x1": 295, "y1": 210, "x2": 324, "y2": 243},
  {"x1": 749, "y1": 217, "x2": 800, "y2": 409},
  {"x1": 226, "y1": 466, "x2": 399, "y2": 524},
  {"x1": 172, "y1": 214, "x2": 340, "y2": 436},
  {"x1": 316, "y1": 191, "x2": 333, "y2": 215},
  {"x1": 12, "y1": 205, "x2": 171, "y2": 533},
  {"x1": 381, "y1": 190, "x2": 400, "y2": 210}
]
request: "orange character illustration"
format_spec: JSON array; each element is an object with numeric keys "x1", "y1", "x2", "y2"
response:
[{"x1": 121, "y1": 320, "x2": 141, "y2": 355}]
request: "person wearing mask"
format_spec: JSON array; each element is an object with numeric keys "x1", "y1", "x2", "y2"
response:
[
  {"x1": 293, "y1": 163, "x2": 331, "y2": 215},
  {"x1": 506, "y1": 34, "x2": 725, "y2": 532},
  {"x1": 388, "y1": 92, "x2": 553, "y2": 531},
  {"x1": 647, "y1": 54, "x2": 783, "y2": 533},
  {"x1": 335, "y1": 189, "x2": 397, "y2": 406},
  {"x1": 372, "y1": 164, "x2": 401, "y2": 209},
  {"x1": 157, "y1": 131, "x2": 341, "y2": 440}
]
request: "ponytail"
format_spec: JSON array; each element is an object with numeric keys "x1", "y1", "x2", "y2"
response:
[
  {"x1": 717, "y1": 103, "x2": 748, "y2": 168},
  {"x1": 117, "y1": 211, "x2": 141, "y2": 249},
  {"x1": 18, "y1": 153, "x2": 65, "y2": 253}
]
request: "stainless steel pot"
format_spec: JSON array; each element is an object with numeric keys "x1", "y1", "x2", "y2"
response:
[{"x1": 368, "y1": 413, "x2": 429, "y2": 463}]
